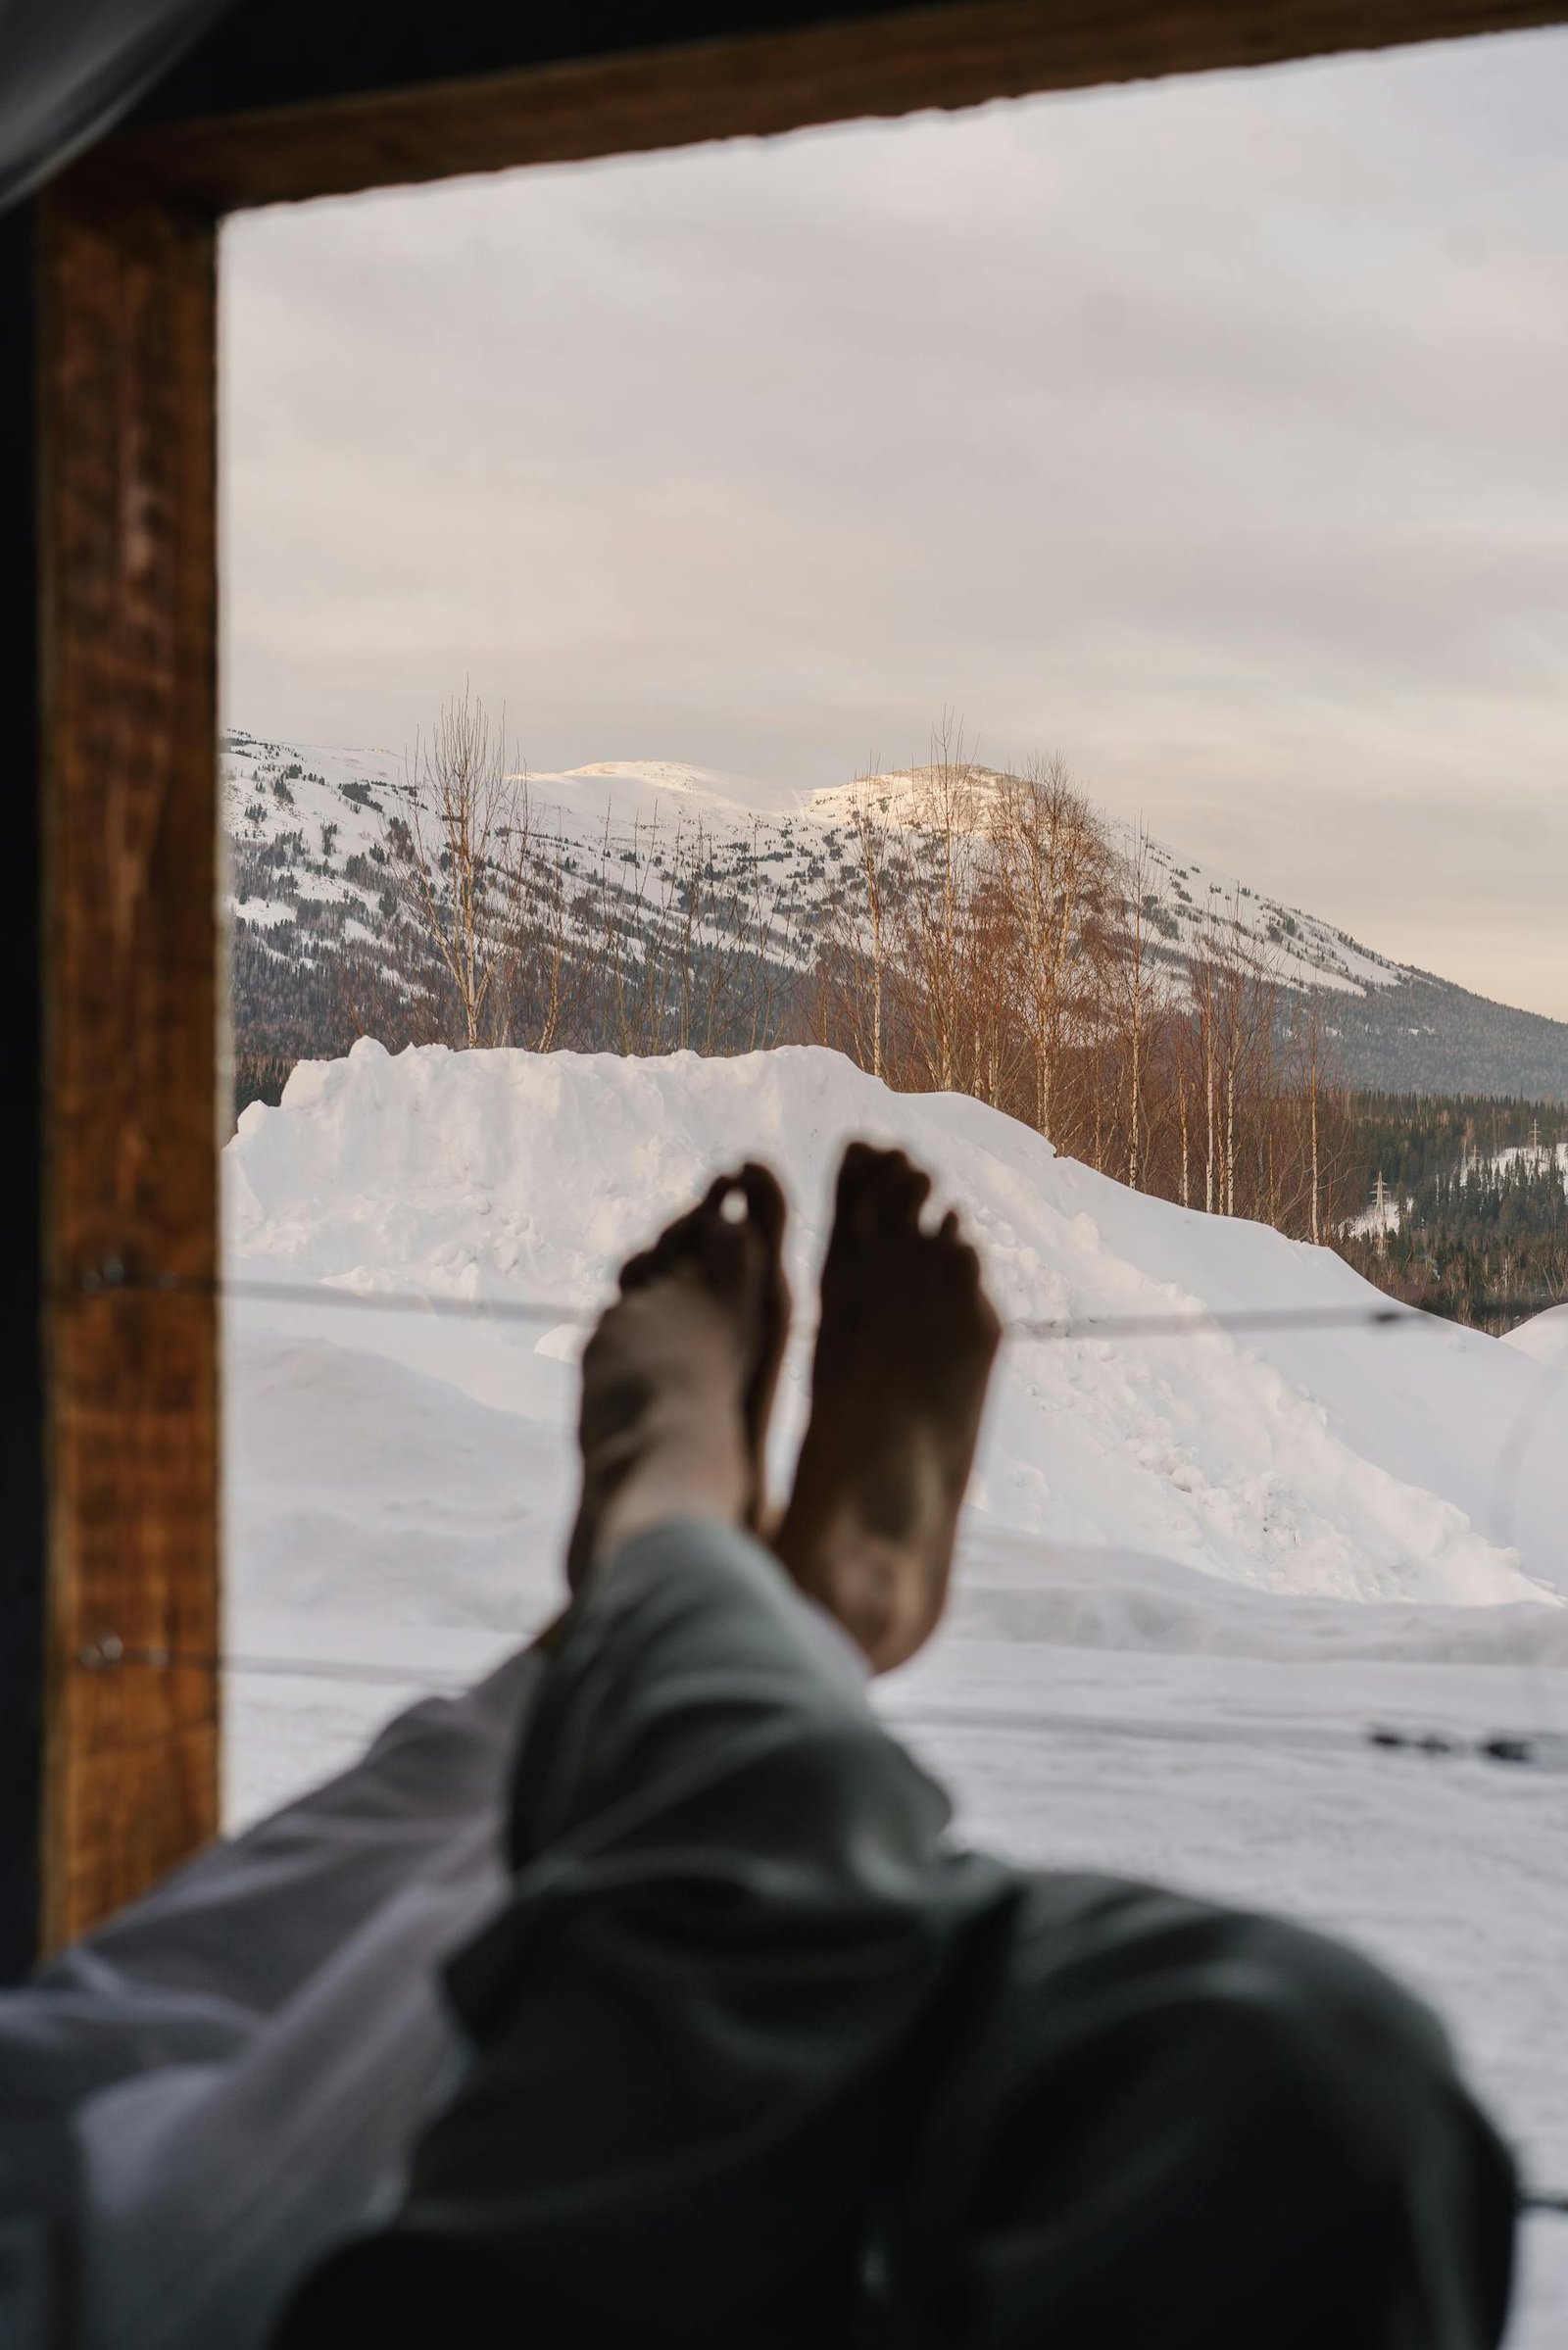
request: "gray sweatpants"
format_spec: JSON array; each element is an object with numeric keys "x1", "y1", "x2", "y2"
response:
[
  {"x1": 0, "y1": 1643, "x2": 544, "y2": 2350},
  {"x1": 277, "y1": 1521, "x2": 1518, "y2": 2350}
]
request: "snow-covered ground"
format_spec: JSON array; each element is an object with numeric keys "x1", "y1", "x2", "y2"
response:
[
  {"x1": 225, "y1": 1044, "x2": 1568, "y2": 2342},
  {"x1": 1469, "y1": 1141, "x2": 1568, "y2": 1194},
  {"x1": 1505, "y1": 1301, "x2": 1568, "y2": 1372}
]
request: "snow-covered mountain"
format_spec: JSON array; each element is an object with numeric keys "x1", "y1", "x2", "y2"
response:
[{"x1": 224, "y1": 731, "x2": 1568, "y2": 1098}]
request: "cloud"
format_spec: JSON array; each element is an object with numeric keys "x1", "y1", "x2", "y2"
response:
[{"x1": 222, "y1": 26, "x2": 1568, "y2": 1017}]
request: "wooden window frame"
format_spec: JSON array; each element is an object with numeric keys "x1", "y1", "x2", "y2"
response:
[{"x1": 32, "y1": 0, "x2": 1567, "y2": 1949}]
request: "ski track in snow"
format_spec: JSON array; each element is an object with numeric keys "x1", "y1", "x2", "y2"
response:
[{"x1": 225, "y1": 1043, "x2": 1568, "y2": 2343}]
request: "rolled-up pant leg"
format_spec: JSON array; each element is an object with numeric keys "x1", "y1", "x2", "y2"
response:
[
  {"x1": 277, "y1": 1521, "x2": 1016, "y2": 2350},
  {"x1": 883, "y1": 1872, "x2": 1518, "y2": 2350}
]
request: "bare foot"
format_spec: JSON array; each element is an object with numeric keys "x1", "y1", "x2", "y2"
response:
[
  {"x1": 773, "y1": 1143, "x2": 1001, "y2": 1673},
  {"x1": 565, "y1": 1163, "x2": 790, "y2": 1587}
]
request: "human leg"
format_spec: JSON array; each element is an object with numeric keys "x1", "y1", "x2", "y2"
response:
[
  {"x1": 1, "y1": 1642, "x2": 542, "y2": 2216},
  {"x1": 764, "y1": 1150, "x2": 1516, "y2": 2349},
  {"x1": 276, "y1": 1139, "x2": 1516, "y2": 2350},
  {"x1": 278, "y1": 1525, "x2": 1015, "y2": 2350},
  {"x1": 0, "y1": 1640, "x2": 544, "y2": 2350},
  {"x1": 775, "y1": 1142, "x2": 1001, "y2": 1674},
  {"x1": 277, "y1": 1160, "x2": 1013, "y2": 2350},
  {"x1": 74, "y1": 1810, "x2": 512, "y2": 2350}
]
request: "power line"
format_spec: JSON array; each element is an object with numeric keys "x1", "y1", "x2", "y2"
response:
[
  {"x1": 79, "y1": 1636, "x2": 476, "y2": 1690},
  {"x1": 74, "y1": 1636, "x2": 1568, "y2": 1775},
  {"x1": 62, "y1": 1260, "x2": 1566, "y2": 1345},
  {"x1": 78, "y1": 1267, "x2": 587, "y2": 1330}
]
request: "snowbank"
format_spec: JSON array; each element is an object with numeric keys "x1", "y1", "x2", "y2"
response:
[{"x1": 227, "y1": 1041, "x2": 1565, "y2": 1611}]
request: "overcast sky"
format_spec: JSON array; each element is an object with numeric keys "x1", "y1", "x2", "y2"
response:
[{"x1": 223, "y1": 28, "x2": 1568, "y2": 1019}]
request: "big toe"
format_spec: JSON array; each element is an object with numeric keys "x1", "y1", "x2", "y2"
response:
[
  {"x1": 620, "y1": 1171, "x2": 757, "y2": 1296},
  {"x1": 736, "y1": 1160, "x2": 791, "y2": 1353},
  {"x1": 737, "y1": 1160, "x2": 788, "y2": 1262}
]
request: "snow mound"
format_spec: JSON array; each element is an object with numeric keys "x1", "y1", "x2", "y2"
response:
[
  {"x1": 227, "y1": 1042, "x2": 1566, "y2": 1610},
  {"x1": 1503, "y1": 1303, "x2": 1568, "y2": 1372}
]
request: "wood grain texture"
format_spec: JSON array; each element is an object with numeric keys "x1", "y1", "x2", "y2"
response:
[
  {"x1": 0, "y1": 203, "x2": 45, "y2": 1983},
  {"x1": 38, "y1": 176, "x2": 220, "y2": 1949},
  {"x1": 99, "y1": 0, "x2": 1568, "y2": 215}
]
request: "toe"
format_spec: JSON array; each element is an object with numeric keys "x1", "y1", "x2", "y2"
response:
[
  {"x1": 617, "y1": 1246, "x2": 658, "y2": 1294},
  {"x1": 619, "y1": 1203, "x2": 699, "y2": 1293},
  {"x1": 833, "y1": 1140, "x2": 884, "y2": 1240},
  {"x1": 619, "y1": 1174, "x2": 740, "y2": 1293},
  {"x1": 737, "y1": 1160, "x2": 788, "y2": 1255},
  {"x1": 880, "y1": 1151, "x2": 932, "y2": 1231},
  {"x1": 738, "y1": 1160, "x2": 792, "y2": 1353},
  {"x1": 694, "y1": 1181, "x2": 761, "y2": 1300}
]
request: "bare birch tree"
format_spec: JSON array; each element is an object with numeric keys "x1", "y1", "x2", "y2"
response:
[
  {"x1": 990, "y1": 755, "x2": 1114, "y2": 1148},
  {"x1": 383, "y1": 688, "x2": 531, "y2": 1050},
  {"x1": 1109, "y1": 823, "x2": 1168, "y2": 1192},
  {"x1": 889, "y1": 719, "x2": 991, "y2": 1096},
  {"x1": 847, "y1": 773, "x2": 895, "y2": 1081}
]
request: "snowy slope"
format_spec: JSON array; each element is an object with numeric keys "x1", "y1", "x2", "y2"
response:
[
  {"x1": 227, "y1": 1042, "x2": 1564, "y2": 1610},
  {"x1": 537, "y1": 756, "x2": 809, "y2": 821},
  {"x1": 223, "y1": 732, "x2": 1404, "y2": 1004},
  {"x1": 1504, "y1": 1303, "x2": 1568, "y2": 1371},
  {"x1": 802, "y1": 764, "x2": 1404, "y2": 999}
]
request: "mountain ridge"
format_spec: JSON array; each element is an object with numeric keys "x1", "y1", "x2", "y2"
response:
[{"x1": 223, "y1": 731, "x2": 1568, "y2": 1100}]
